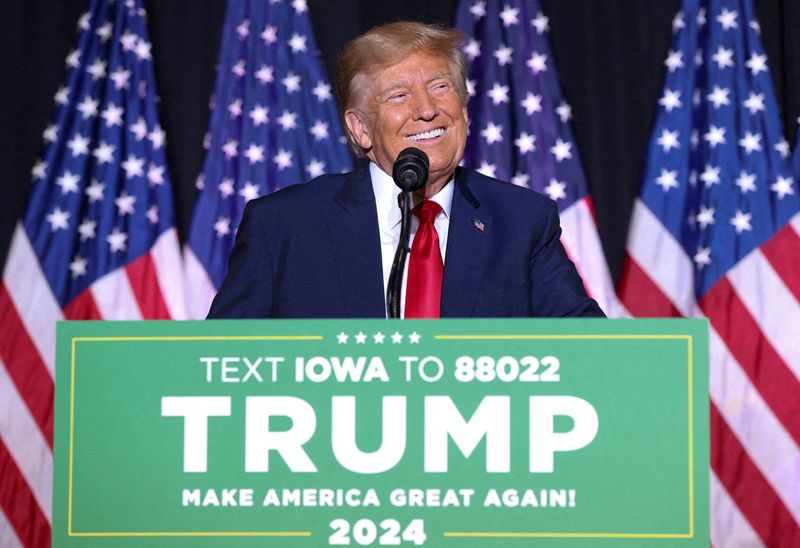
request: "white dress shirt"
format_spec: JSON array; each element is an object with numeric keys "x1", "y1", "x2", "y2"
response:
[{"x1": 369, "y1": 162, "x2": 454, "y2": 318}]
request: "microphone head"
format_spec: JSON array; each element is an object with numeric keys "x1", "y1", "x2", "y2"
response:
[{"x1": 392, "y1": 147, "x2": 429, "y2": 192}]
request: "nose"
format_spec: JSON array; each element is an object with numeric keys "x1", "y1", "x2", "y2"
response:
[{"x1": 412, "y1": 91, "x2": 437, "y2": 121}]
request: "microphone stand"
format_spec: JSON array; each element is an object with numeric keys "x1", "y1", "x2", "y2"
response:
[{"x1": 387, "y1": 190, "x2": 412, "y2": 318}]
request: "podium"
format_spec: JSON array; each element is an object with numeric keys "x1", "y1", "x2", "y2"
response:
[{"x1": 53, "y1": 319, "x2": 709, "y2": 546}]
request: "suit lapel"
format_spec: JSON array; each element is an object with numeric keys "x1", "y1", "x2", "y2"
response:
[
  {"x1": 328, "y1": 168, "x2": 386, "y2": 317},
  {"x1": 441, "y1": 170, "x2": 491, "y2": 317}
]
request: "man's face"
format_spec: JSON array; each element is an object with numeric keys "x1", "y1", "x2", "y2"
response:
[{"x1": 345, "y1": 50, "x2": 468, "y2": 194}]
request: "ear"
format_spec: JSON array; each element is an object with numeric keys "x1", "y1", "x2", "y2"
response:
[{"x1": 344, "y1": 109, "x2": 372, "y2": 152}]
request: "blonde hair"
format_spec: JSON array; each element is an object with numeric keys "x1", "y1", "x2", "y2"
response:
[{"x1": 336, "y1": 21, "x2": 468, "y2": 156}]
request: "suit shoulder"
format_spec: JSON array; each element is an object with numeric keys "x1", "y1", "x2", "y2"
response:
[{"x1": 245, "y1": 172, "x2": 348, "y2": 212}]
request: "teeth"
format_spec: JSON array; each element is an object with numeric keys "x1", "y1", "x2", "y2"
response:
[{"x1": 407, "y1": 128, "x2": 445, "y2": 141}]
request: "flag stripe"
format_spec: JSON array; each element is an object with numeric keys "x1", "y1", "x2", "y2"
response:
[
  {"x1": 4, "y1": 224, "x2": 63, "y2": 374},
  {"x1": 150, "y1": 229, "x2": 187, "y2": 320},
  {"x1": 617, "y1": 254, "x2": 682, "y2": 317},
  {"x1": 0, "y1": 508, "x2": 23, "y2": 548},
  {"x1": 183, "y1": 247, "x2": 216, "y2": 320},
  {"x1": 0, "y1": 360, "x2": 53, "y2": 523},
  {"x1": 63, "y1": 286, "x2": 104, "y2": 320},
  {"x1": 710, "y1": 470, "x2": 765, "y2": 548},
  {"x1": 710, "y1": 404, "x2": 800, "y2": 545},
  {"x1": 759, "y1": 220, "x2": 800, "y2": 302},
  {"x1": 703, "y1": 277, "x2": 800, "y2": 446},
  {"x1": 0, "y1": 438, "x2": 51, "y2": 548},
  {"x1": 0, "y1": 285, "x2": 54, "y2": 448},
  {"x1": 90, "y1": 268, "x2": 143, "y2": 320},
  {"x1": 125, "y1": 253, "x2": 171, "y2": 319}
]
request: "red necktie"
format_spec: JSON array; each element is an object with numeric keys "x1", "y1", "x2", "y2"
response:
[{"x1": 405, "y1": 200, "x2": 443, "y2": 318}]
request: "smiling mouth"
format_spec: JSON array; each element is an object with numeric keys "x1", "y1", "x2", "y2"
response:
[{"x1": 405, "y1": 127, "x2": 445, "y2": 142}]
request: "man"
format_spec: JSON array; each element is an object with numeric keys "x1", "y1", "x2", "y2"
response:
[{"x1": 208, "y1": 22, "x2": 603, "y2": 319}]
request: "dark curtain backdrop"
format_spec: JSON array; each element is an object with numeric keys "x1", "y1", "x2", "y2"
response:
[{"x1": 2, "y1": 0, "x2": 799, "y2": 282}]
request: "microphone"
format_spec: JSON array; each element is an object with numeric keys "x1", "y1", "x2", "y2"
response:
[{"x1": 392, "y1": 147, "x2": 429, "y2": 192}]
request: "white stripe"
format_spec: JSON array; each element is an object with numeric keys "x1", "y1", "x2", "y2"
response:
[
  {"x1": 709, "y1": 328, "x2": 800, "y2": 523},
  {"x1": 625, "y1": 200, "x2": 698, "y2": 316},
  {"x1": 791, "y1": 211, "x2": 800, "y2": 234},
  {"x1": 710, "y1": 470, "x2": 764, "y2": 548},
  {"x1": 2, "y1": 224, "x2": 63, "y2": 375},
  {"x1": 0, "y1": 360, "x2": 53, "y2": 523},
  {"x1": 150, "y1": 229, "x2": 187, "y2": 320},
  {"x1": 560, "y1": 199, "x2": 629, "y2": 318},
  {"x1": 89, "y1": 267, "x2": 142, "y2": 320},
  {"x1": 183, "y1": 247, "x2": 217, "y2": 320},
  {"x1": 0, "y1": 508, "x2": 24, "y2": 548},
  {"x1": 727, "y1": 250, "x2": 800, "y2": 380}
]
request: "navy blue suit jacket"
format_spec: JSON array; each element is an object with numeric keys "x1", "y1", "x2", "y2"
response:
[{"x1": 208, "y1": 167, "x2": 604, "y2": 318}]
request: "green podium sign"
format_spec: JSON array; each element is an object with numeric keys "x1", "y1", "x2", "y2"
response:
[{"x1": 54, "y1": 319, "x2": 709, "y2": 547}]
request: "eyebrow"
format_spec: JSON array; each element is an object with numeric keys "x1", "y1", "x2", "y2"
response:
[{"x1": 376, "y1": 72, "x2": 453, "y2": 101}]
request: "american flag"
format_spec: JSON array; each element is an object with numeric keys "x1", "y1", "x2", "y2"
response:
[
  {"x1": 454, "y1": 0, "x2": 624, "y2": 317},
  {"x1": 0, "y1": 0, "x2": 186, "y2": 545},
  {"x1": 617, "y1": 0, "x2": 800, "y2": 545},
  {"x1": 183, "y1": 0, "x2": 353, "y2": 318}
]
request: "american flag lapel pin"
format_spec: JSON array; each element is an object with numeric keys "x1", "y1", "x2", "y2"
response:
[{"x1": 472, "y1": 218, "x2": 485, "y2": 232}]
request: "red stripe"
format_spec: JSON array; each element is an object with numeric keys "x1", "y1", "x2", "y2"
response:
[
  {"x1": 583, "y1": 196, "x2": 598, "y2": 222},
  {"x1": 701, "y1": 277, "x2": 800, "y2": 446},
  {"x1": 710, "y1": 404, "x2": 800, "y2": 546},
  {"x1": 63, "y1": 286, "x2": 103, "y2": 320},
  {"x1": 125, "y1": 253, "x2": 170, "y2": 319},
  {"x1": 0, "y1": 438, "x2": 51, "y2": 548},
  {"x1": 759, "y1": 222, "x2": 800, "y2": 303},
  {"x1": 617, "y1": 254, "x2": 682, "y2": 317},
  {"x1": 0, "y1": 284, "x2": 54, "y2": 448}
]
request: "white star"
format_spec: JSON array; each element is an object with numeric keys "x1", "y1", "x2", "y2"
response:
[
  {"x1": 337, "y1": 331, "x2": 349, "y2": 344},
  {"x1": 526, "y1": 51, "x2": 547, "y2": 74},
  {"x1": 131, "y1": 117, "x2": 148, "y2": 140},
  {"x1": 244, "y1": 144, "x2": 265, "y2": 164},
  {"x1": 147, "y1": 164, "x2": 165, "y2": 186},
  {"x1": 100, "y1": 104, "x2": 124, "y2": 127},
  {"x1": 665, "y1": 50, "x2": 684, "y2": 72},
  {"x1": 66, "y1": 135, "x2": 90, "y2": 157},
  {"x1": 106, "y1": 228, "x2": 128, "y2": 252},
  {"x1": 273, "y1": 149, "x2": 293, "y2": 170},
  {"x1": 408, "y1": 331, "x2": 421, "y2": 344},
  {"x1": 255, "y1": 64, "x2": 274, "y2": 84},
  {"x1": 711, "y1": 46, "x2": 734, "y2": 69},
  {"x1": 703, "y1": 125, "x2": 726, "y2": 148},
  {"x1": 655, "y1": 168, "x2": 679, "y2": 192},
  {"x1": 750, "y1": 20, "x2": 761, "y2": 35},
  {"x1": 735, "y1": 170, "x2": 757, "y2": 193},
  {"x1": 231, "y1": 60, "x2": 246, "y2": 78},
  {"x1": 239, "y1": 181, "x2": 260, "y2": 202},
  {"x1": 466, "y1": 79, "x2": 476, "y2": 97},
  {"x1": 706, "y1": 86, "x2": 730, "y2": 108},
  {"x1": 292, "y1": 0, "x2": 307, "y2": 13},
  {"x1": 78, "y1": 12, "x2": 91, "y2": 30},
  {"x1": 115, "y1": 192, "x2": 136, "y2": 215},
  {"x1": 282, "y1": 72, "x2": 301, "y2": 93},
  {"x1": 86, "y1": 59, "x2": 106, "y2": 81},
  {"x1": 470, "y1": 1, "x2": 486, "y2": 19},
  {"x1": 70, "y1": 256, "x2": 88, "y2": 279},
  {"x1": 531, "y1": 12, "x2": 549, "y2": 34},
  {"x1": 54, "y1": 87, "x2": 69, "y2": 105},
  {"x1": 309, "y1": 120, "x2": 329, "y2": 141},
  {"x1": 120, "y1": 31, "x2": 138, "y2": 51},
  {"x1": 463, "y1": 39, "x2": 481, "y2": 61},
  {"x1": 46, "y1": 207, "x2": 70, "y2": 231},
  {"x1": 277, "y1": 110, "x2": 298, "y2": 130},
  {"x1": 745, "y1": 52, "x2": 768, "y2": 75},
  {"x1": 134, "y1": 39, "x2": 152, "y2": 60},
  {"x1": 56, "y1": 171, "x2": 80, "y2": 194},
  {"x1": 43, "y1": 124, "x2": 58, "y2": 143},
  {"x1": 66, "y1": 49, "x2": 81, "y2": 68},
  {"x1": 477, "y1": 162, "x2": 497, "y2": 178},
  {"x1": 122, "y1": 155, "x2": 145, "y2": 178},
  {"x1": 222, "y1": 139, "x2": 238, "y2": 158},
  {"x1": 730, "y1": 210, "x2": 752, "y2": 233},
  {"x1": 110, "y1": 68, "x2": 131, "y2": 90},
  {"x1": 520, "y1": 93, "x2": 542, "y2": 115},
  {"x1": 657, "y1": 128, "x2": 680, "y2": 152},
  {"x1": 312, "y1": 81, "x2": 332, "y2": 101},
  {"x1": 697, "y1": 7, "x2": 707, "y2": 26},
  {"x1": 391, "y1": 331, "x2": 403, "y2": 344},
  {"x1": 774, "y1": 138, "x2": 790, "y2": 158},
  {"x1": 228, "y1": 99, "x2": 243, "y2": 118},
  {"x1": 78, "y1": 218, "x2": 96, "y2": 241},
  {"x1": 695, "y1": 48, "x2": 704, "y2": 66},
  {"x1": 556, "y1": 102, "x2": 572, "y2": 122},
  {"x1": 218, "y1": 178, "x2": 235, "y2": 198},
  {"x1": 92, "y1": 142, "x2": 115, "y2": 165},
  {"x1": 288, "y1": 33, "x2": 307, "y2": 53},
  {"x1": 693, "y1": 247, "x2": 711, "y2": 269},
  {"x1": 738, "y1": 132, "x2": 762, "y2": 154},
  {"x1": 147, "y1": 205, "x2": 159, "y2": 224},
  {"x1": 306, "y1": 159, "x2": 325, "y2": 178},
  {"x1": 511, "y1": 172, "x2": 529, "y2": 187},
  {"x1": 236, "y1": 19, "x2": 249, "y2": 39},
  {"x1": 480, "y1": 122, "x2": 503, "y2": 145},
  {"x1": 672, "y1": 10, "x2": 685, "y2": 32},
  {"x1": 659, "y1": 89, "x2": 682, "y2": 112},
  {"x1": 514, "y1": 132, "x2": 536, "y2": 154},
  {"x1": 31, "y1": 160, "x2": 47, "y2": 180},
  {"x1": 214, "y1": 217, "x2": 231, "y2": 237},
  {"x1": 500, "y1": 5, "x2": 519, "y2": 26},
  {"x1": 700, "y1": 165, "x2": 721, "y2": 187},
  {"x1": 550, "y1": 139, "x2": 573, "y2": 161},
  {"x1": 743, "y1": 92, "x2": 765, "y2": 114},
  {"x1": 770, "y1": 175, "x2": 795, "y2": 199},
  {"x1": 355, "y1": 331, "x2": 367, "y2": 344},
  {"x1": 494, "y1": 44, "x2": 513, "y2": 66},
  {"x1": 716, "y1": 8, "x2": 738, "y2": 30},
  {"x1": 487, "y1": 83, "x2": 509, "y2": 105},
  {"x1": 691, "y1": 129, "x2": 700, "y2": 149},
  {"x1": 696, "y1": 204, "x2": 716, "y2": 229},
  {"x1": 76, "y1": 97, "x2": 99, "y2": 119},
  {"x1": 249, "y1": 105, "x2": 269, "y2": 126},
  {"x1": 261, "y1": 24, "x2": 277, "y2": 44},
  {"x1": 373, "y1": 332, "x2": 385, "y2": 344},
  {"x1": 544, "y1": 179, "x2": 567, "y2": 200},
  {"x1": 85, "y1": 179, "x2": 105, "y2": 202}
]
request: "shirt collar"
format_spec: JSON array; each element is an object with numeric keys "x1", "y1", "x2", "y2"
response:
[{"x1": 369, "y1": 161, "x2": 454, "y2": 229}]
